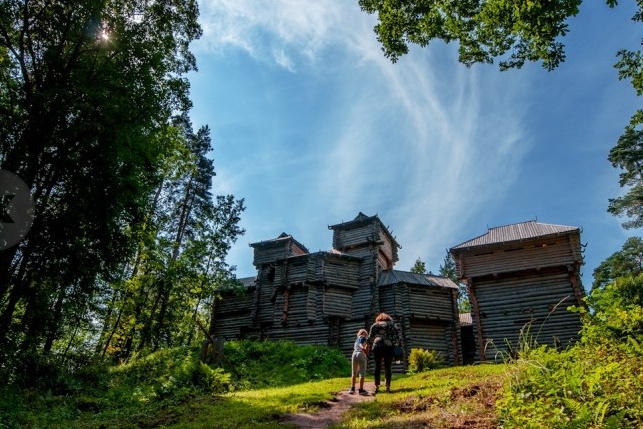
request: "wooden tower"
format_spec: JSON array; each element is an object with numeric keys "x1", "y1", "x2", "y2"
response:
[
  {"x1": 450, "y1": 220, "x2": 584, "y2": 362},
  {"x1": 212, "y1": 212, "x2": 461, "y2": 367}
]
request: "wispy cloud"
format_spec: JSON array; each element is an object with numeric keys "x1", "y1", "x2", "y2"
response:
[
  {"x1": 196, "y1": 0, "x2": 355, "y2": 70},
  {"x1": 309, "y1": 46, "x2": 530, "y2": 269},
  {"x1": 195, "y1": 0, "x2": 531, "y2": 273}
]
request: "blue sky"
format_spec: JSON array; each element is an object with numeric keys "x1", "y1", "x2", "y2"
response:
[{"x1": 187, "y1": 1, "x2": 641, "y2": 288}]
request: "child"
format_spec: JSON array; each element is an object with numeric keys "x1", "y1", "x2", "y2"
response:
[{"x1": 350, "y1": 329, "x2": 370, "y2": 395}]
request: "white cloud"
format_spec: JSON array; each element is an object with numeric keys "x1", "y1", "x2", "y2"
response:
[
  {"x1": 196, "y1": 0, "x2": 358, "y2": 69},
  {"x1": 303, "y1": 42, "x2": 530, "y2": 269},
  {"x1": 193, "y1": 0, "x2": 532, "y2": 274}
]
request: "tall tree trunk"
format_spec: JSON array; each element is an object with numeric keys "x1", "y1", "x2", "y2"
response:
[
  {"x1": 43, "y1": 283, "x2": 67, "y2": 353},
  {"x1": 136, "y1": 278, "x2": 165, "y2": 353}
]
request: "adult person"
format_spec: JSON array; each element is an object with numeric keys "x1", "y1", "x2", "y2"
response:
[{"x1": 367, "y1": 312, "x2": 401, "y2": 393}]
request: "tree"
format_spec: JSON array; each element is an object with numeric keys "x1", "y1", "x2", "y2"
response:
[
  {"x1": 0, "y1": 0, "x2": 202, "y2": 384},
  {"x1": 95, "y1": 118, "x2": 245, "y2": 361},
  {"x1": 592, "y1": 237, "x2": 643, "y2": 290},
  {"x1": 581, "y1": 273, "x2": 643, "y2": 342},
  {"x1": 438, "y1": 252, "x2": 456, "y2": 281},
  {"x1": 410, "y1": 257, "x2": 427, "y2": 274},
  {"x1": 440, "y1": 251, "x2": 470, "y2": 312},
  {"x1": 608, "y1": 127, "x2": 643, "y2": 229},
  {"x1": 357, "y1": 0, "x2": 582, "y2": 70},
  {"x1": 358, "y1": 1, "x2": 643, "y2": 229}
]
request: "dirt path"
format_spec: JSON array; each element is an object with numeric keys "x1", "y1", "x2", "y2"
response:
[{"x1": 279, "y1": 381, "x2": 377, "y2": 428}]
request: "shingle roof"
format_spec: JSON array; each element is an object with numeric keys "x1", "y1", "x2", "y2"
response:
[
  {"x1": 249, "y1": 232, "x2": 310, "y2": 253},
  {"x1": 328, "y1": 212, "x2": 401, "y2": 250},
  {"x1": 238, "y1": 276, "x2": 256, "y2": 288},
  {"x1": 459, "y1": 313, "x2": 473, "y2": 326},
  {"x1": 378, "y1": 270, "x2": 458, "y2": 289},
  {"x1": 450, "y1": 220, "x2": 579, "y2": 250}
]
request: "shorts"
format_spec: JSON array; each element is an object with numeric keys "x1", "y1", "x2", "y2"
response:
[{"x1": 352, "y1": 351, "x2": 367, "y2": 377}]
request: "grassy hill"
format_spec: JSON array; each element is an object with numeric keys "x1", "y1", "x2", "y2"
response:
[
  {"x1": 0, "y1": 341, "x2": 507, "y2": 428},
  {"x1": 3, "y1": 330, "x2": 642, "y2": 428}
]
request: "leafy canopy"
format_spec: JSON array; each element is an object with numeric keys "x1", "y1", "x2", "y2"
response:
[
  {"x1": 592, "y1": 237, "x2": 643, "y2": 290},
  {"x1": 358, "y1": 0, "x2": 582, "y2": 70},
  {"x1": 359, "y1": 1, "x2": 643, "y2": 229}
]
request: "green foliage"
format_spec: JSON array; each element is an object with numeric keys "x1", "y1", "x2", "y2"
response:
[
  {"x1": 609, "y1": 2, "x2": 643, "y2": 229},
  {"x1": 579, "y1": 273, "x2": 643, "y2": 343},
  {"x1": 440, "y1": 251, "x2": 470, "y2": 312},
  {"x1": 222, "y1": 340, "x2": 351, "y2": 389},
  {"x1": 439, "y1": 252, "x2": 457, "y2": 281},
  {"x1": 410, "y1": 257, "x2": 427, "y2": 274},
  {"x1": 0, "y1": 0, "x2": 223, "y2": 386},
  {"x1": 608, "y1": 120, "x2": 643, "y2": 228},
  {"x1": 497, "y1": 343, "x2": 643, "y2": 429},
  {"x1": 592, "y1": 237, "x2": 643, "y2": 289},
  {"x1": 95, "y1": 117, "x2": 245, "y2": 361},
  {"x1": 107, "y1": 346, "x2": 231, "y2": 402},
  {"x1": 407, "y1": 348, "x2": 444, "y2": 373},
  {"x1": 0, "y1": 340, "x2": 353, "y2": 428},
  {"x1": 498, "y1": 274, "x2": 643, "y2": 428},
  {"x1": 358, "y1": 0, "x2": 581, "y2": 70}
]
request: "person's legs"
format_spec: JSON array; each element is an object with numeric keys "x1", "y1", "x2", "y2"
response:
[
  {"x1": 357, "y1": 353, "x2": 367, "y2": 392},
  {"x1": 373, "y1": 347, "x2": 383, "y2": 391},
  {"x1": 350, "y1": 354, "x2": 359, "y2": 392},
  {"x1": 383, "y1": 346, "x2": 394, "y2": 391}
]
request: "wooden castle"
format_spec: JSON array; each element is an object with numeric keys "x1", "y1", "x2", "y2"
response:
[
  {"x1": 212, "y1": 212, "x2": 462, "y2": 366},
  {"x1": 450, "y1": 220, "x2": 584, "y2": 362}
]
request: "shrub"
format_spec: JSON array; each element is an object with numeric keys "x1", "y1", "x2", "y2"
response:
[
  {"x1": 222, "y1": 340, "x2": 351, "y2": 389},
  {"x1": 575, "y1": 274, "x2": 643, "y2": 344},
  {"x1": 407, "y1": 348, "x2": 444, "y2": 373},
  {"x1": 497, "y1": 343, "x2": 643, "y2": 428},
  {"x1": 498, "y1": 274, "x2": 643, "y2": 428},
  {"x1": 107, "y1": 346, "x2": 231, "y2": 403}
]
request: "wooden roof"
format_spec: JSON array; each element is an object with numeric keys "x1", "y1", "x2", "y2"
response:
[
  {"x1": 249, "y1": 232, "x2": 309, "y2": 253},
  {"x1": 328, "y1": 212, "x2": 401, "y2": 250},
  {"x1": 276, "y1": 249, "x2": 363, "y2": 263},
  {"x1": 238, "y1": 276, "x2": 256, "y2": 288},
  {"x1": 450, "y1": 220, "x2": 579, "y2": 250},
  {"x1": 378, "y1": 270, "x2": 458, "y2": 289},
  {"x1": 219, "y1": 276, "x2": 256, "y2": 293},
  {"x1": 459, "y1": 313, "x2": 473, "y2": 326}
]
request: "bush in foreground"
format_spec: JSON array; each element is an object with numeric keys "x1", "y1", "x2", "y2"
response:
[{"x1": 497, "y1": 274, "x2": 643, "y2": 428}]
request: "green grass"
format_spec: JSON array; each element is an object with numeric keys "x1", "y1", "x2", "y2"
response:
[
  {"x1": 0, "y1": 340, "x2": 515, "y2": 429},
  {"x1": 3, "y1": 360, "x2": 510, "y2": 429},
  {"x1": 158, "y1": 377, "x2": 352, "y2": 429},
  {"x1": 0, "y1": 341, "x2": 353, "y2": 429},
  {"x1": 84, "y1": 364, "x2": 509, "y2": 429},
  {"x1": 333, "y1": 363, "x2": 509, "y2": 429}
]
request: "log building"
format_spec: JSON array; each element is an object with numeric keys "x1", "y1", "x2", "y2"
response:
[
  {"x1": 212, "y1": 212, "x2": 462, "y2": 367},
  {"x1": 450, "y1": 220, "x2": 585, "y2": 362}
]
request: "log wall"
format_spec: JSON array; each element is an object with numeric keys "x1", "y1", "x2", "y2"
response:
[
  {"x1": 472, "y1": 270, "x2": 582, "y2": 361},
  {"x1": 408, "y1": 320, "x2": 453, "y2": 365},
  {"x1": 454, "y1": 234, "x2": 579, "y2": 279},
  {"x1": 213, "y1": 214, "x2": 459, "y2": 369},
  {"x1": 378, "y1": 282, "x2": 460, "y2": 367},
  {"x1": 213, "y1": 289, "x2": 255, "y2": 340},
  {"x1": 452, "y1": 230, "x2": 584, "y2": 363}
]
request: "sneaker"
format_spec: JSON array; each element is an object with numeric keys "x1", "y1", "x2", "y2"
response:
[
  {"x1": 385, "y1": 386, "x2": 391, "y2": 393},
  {"x1": 358, "y1": 389, "x2": 368, "y2": 396},
  {"x1": 374, "y1": 386, "x2": 379, "y2": 394},
  {"x1": 349, "y1": 387, "x2": 355, "y2": 394}
]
